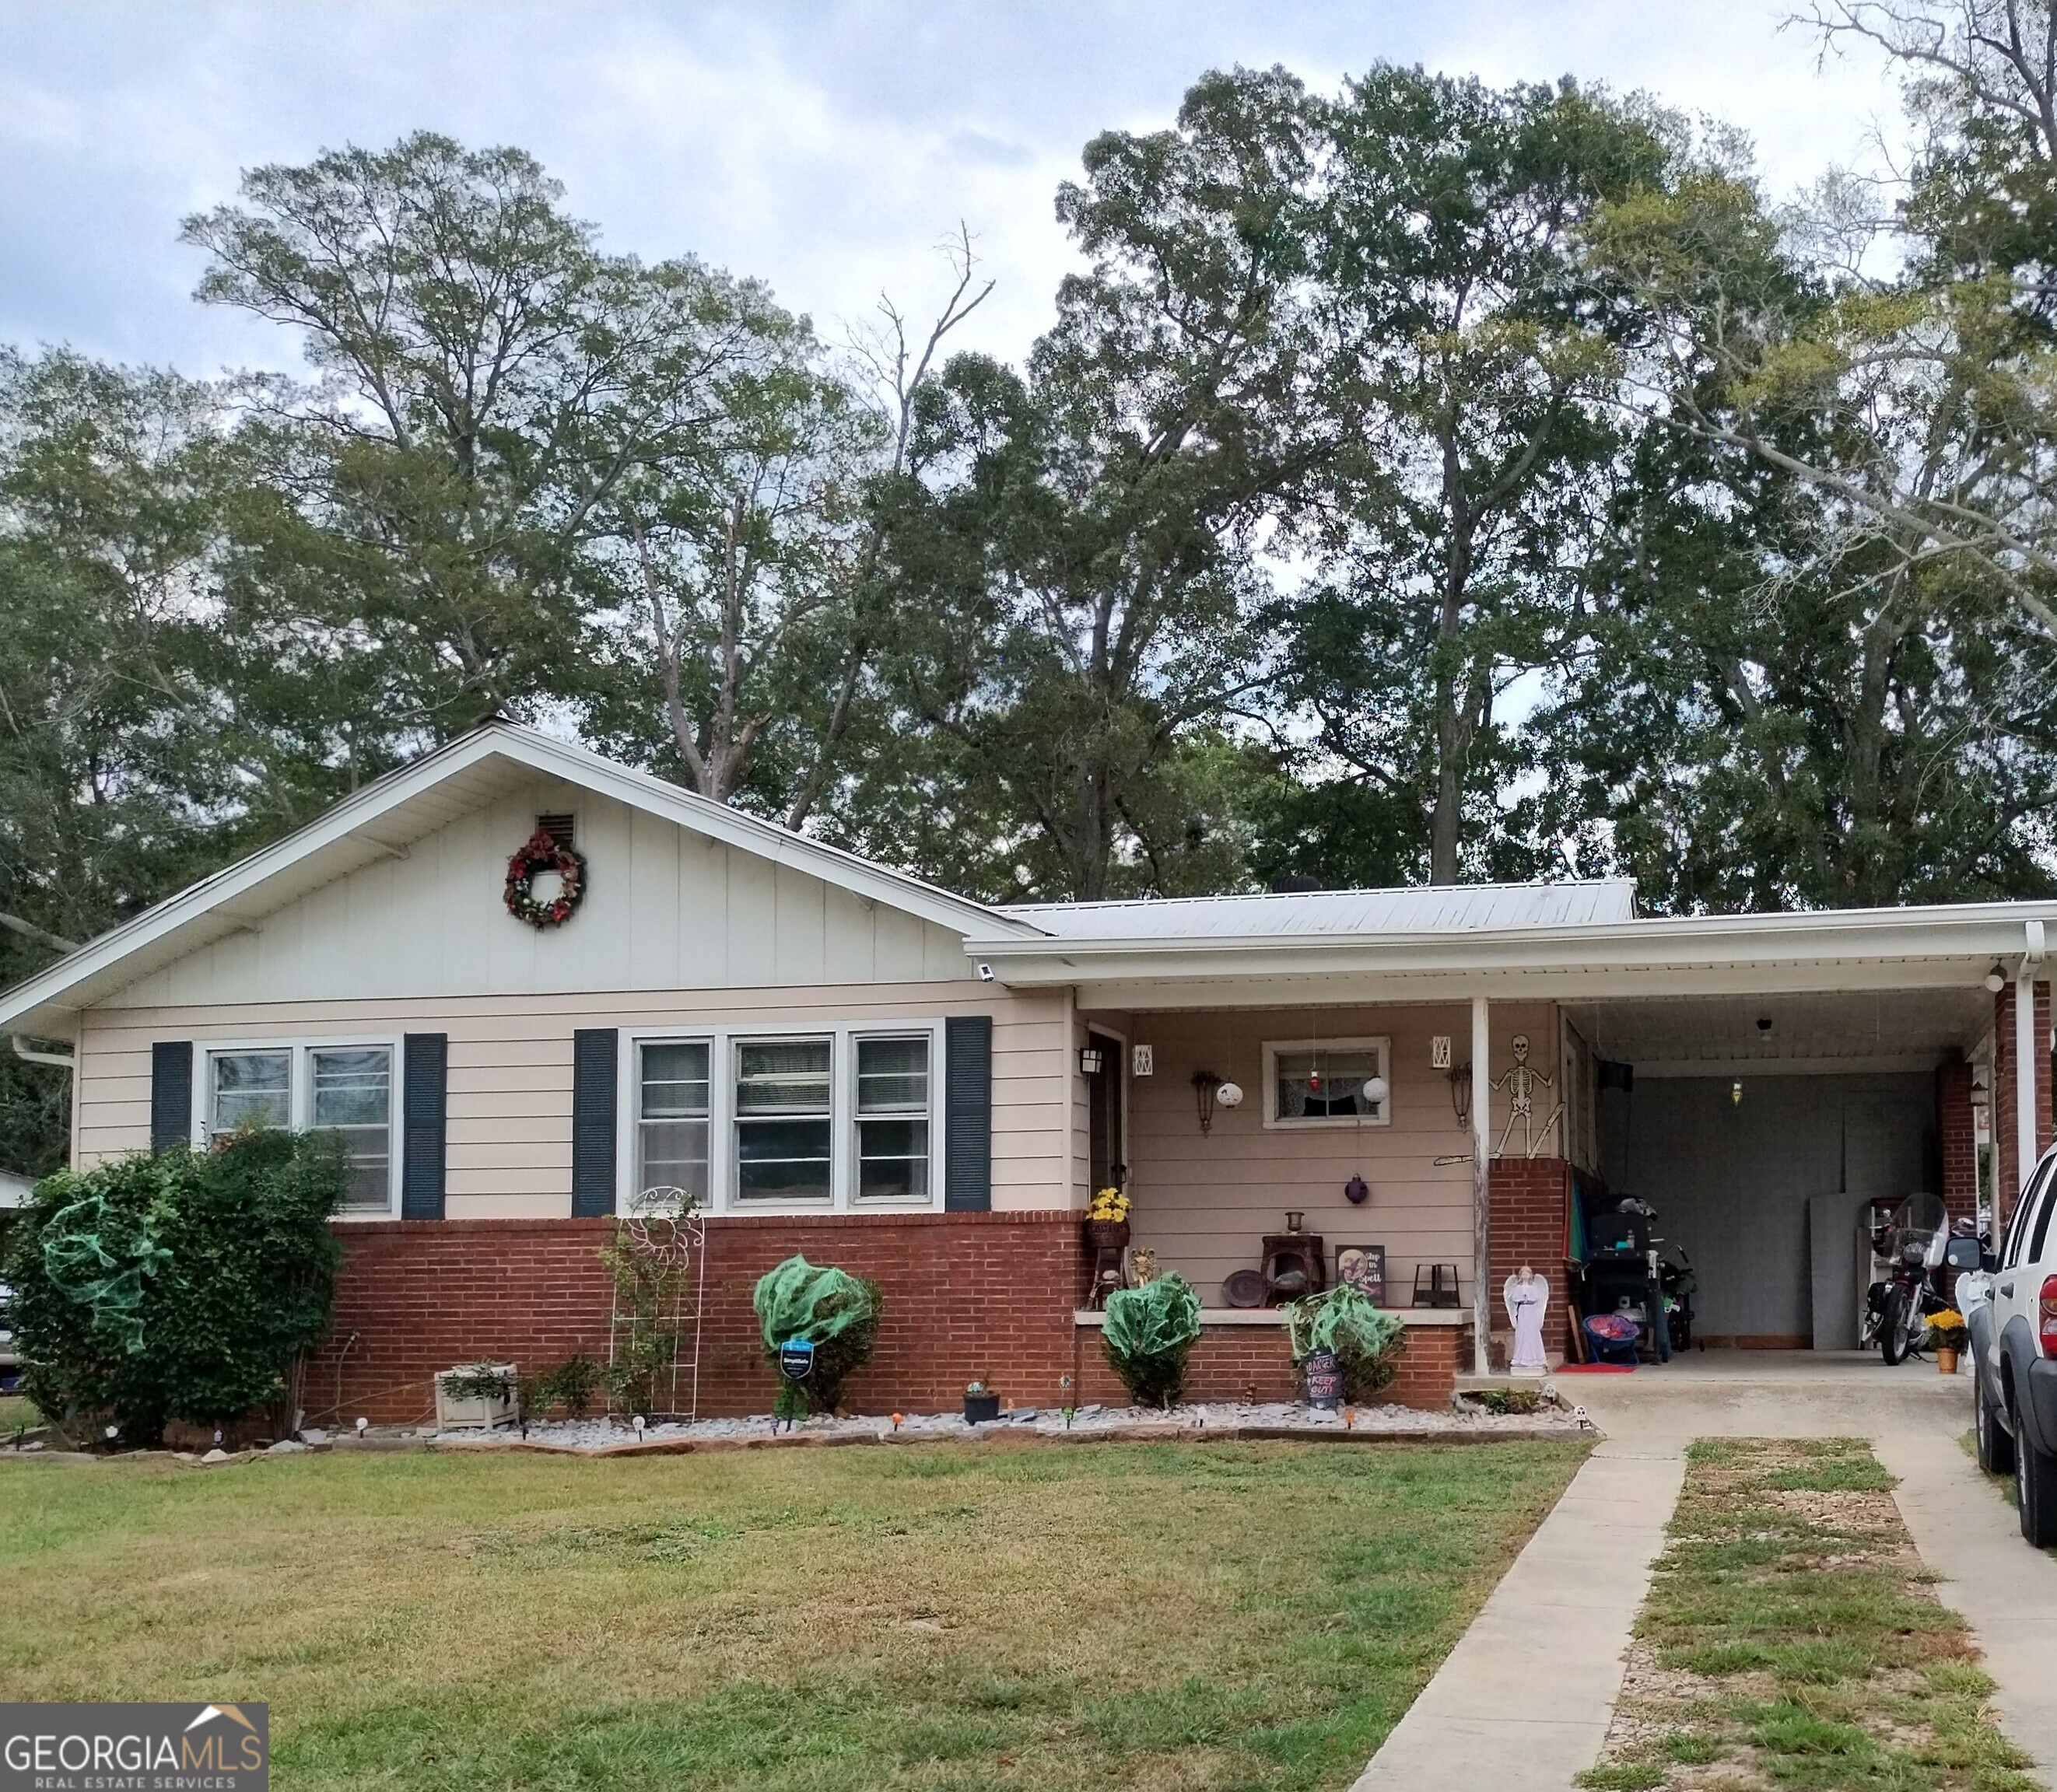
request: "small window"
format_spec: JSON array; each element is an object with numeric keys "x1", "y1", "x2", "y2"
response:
[
  {"x1": 855, "y1": 1035, "x2": 930, "y2": 1202},
  {"x1": 1264, "y1": 1038, "x2": 1390, "y2": 1127},
  {"x1": 206, "y1": 1044, "x2": 394, "y2": 1214},
  {"x1": 734, "y1": 1038, "x2": 832, "y2": 1203},
  {"x1": 536, "y1": 813, "x2": 575, "y2": 849},
  {"x1": 638, "y1": 1039, "x2": 710, "y2": 1204}
]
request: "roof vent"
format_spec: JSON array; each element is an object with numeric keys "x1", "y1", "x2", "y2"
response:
[
  {"x1": 536, "y1": 813, "x2": 576, "y2": 849},
  {"x1": 1269, "y1": 874, "x2": 1321, "y2": 894}
]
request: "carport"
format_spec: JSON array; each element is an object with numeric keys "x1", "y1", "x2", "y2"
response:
[{"x1": 1568, "y1": 989, "x2": 1994, "y2": 1349}]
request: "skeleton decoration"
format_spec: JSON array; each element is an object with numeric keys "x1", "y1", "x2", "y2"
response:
[{"x1": 1490, "y1": 1033, "x2": 1564, "y2": 1160}]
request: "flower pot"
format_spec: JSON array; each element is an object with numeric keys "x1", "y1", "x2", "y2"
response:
[
  {"x1": 963, "y1": 1391, "x2": 1001, "y2": 1424},
  {"x1": 1937, "y1": 1347, "x2": 1961, "y2": 1376},
  {"x1": 1084, "y1": 1220, "x2": 1131, "y2": 1250}
]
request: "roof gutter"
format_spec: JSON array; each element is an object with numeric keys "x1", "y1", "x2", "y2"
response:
[{"x1": 10, "y1": 1034, "x2": 75, "y2": 1069}]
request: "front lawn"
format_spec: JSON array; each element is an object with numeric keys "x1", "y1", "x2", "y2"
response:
[{"x1": 0, "y1": 1437, "x2": 1584, "y2": 1790}]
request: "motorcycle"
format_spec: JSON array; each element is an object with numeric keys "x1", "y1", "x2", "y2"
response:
[{"x1": 1860, "y1": 1192, "x2": 1950, "y2": 1365}]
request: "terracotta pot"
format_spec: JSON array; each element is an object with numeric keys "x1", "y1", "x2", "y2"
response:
[
  {"x1": 1084, "y1": 1220, "x2": 1131, "y2": 1250},
  {"x1": 1937, "y1": 1347, "x2": 1961, "y2": 1376}
]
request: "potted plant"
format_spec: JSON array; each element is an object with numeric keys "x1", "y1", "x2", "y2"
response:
[
  {"x1": 1927, "y1": 1309, "x2": 1968, "y2": 1375},
  {"x1": 1084, "y1": 1185, "x2": 1132, "y2": 1248},
  {"x1": 435, "y1": 1362, "x2": 519, "y2": 1431},
  {"x1": 963, "y1": 1378, "x2": 1000, "y2": 1424}
]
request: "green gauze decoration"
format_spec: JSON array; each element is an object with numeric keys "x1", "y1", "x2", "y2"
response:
[
  {"x1": 752, "y1": 1255, "x2": 883, "y2": 1419},
  {"x1": 40, "y1": 1192, "x2": 173, "y2": 1356},
  {"x1": 1283, "y1": 1283, "x2": 1401, "y2": 1363},
  {"x1": 1100, "y1": 1272, "x2": 1203, "y2": 1409}
]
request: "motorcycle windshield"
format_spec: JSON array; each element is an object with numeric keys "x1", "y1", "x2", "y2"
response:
[{"x1": 1887, "y1": 1192, "x2": 1947, "y2": 1257}]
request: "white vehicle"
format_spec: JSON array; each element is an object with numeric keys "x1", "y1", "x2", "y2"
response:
[{"x1": 1968, "y1": 1142, "x2": 2057, "y2": 1546}]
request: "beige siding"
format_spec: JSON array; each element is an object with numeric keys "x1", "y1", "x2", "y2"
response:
[
  {"x1": 1121, "y1": 1002, "x2": 1558, "y2": 1304},
  {"x1": 105, "y1": 779, "x2": 975, "y2": 1008},
  {"x1": 76, "y1": 983, "x2": 1072, "y2": 1215}
]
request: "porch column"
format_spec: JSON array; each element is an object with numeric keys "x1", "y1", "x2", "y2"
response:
[
  {"x1": 2020, "y1": 918, "x2": 2047, "y2": 1202},
  {"x1": 1471, "y1": 995, "x2": 1491, "y2": 1378}
]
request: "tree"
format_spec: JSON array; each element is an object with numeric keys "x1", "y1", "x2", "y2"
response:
[
  {"x1": 1276, "y1": 69, "x2": 1678, "y2": 886},
  {"x1": 185, "y1": 132, "x2": 765, "y2": 742},
  {"x1": 871, "y1": 70, "x2": 1316, "y2": 901}
]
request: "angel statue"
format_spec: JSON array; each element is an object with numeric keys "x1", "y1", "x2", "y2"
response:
[{"x1": 1502, "y1": 1262, "x2": 1551, "y2": 1376}]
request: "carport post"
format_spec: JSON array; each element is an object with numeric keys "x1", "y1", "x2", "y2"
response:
[{"x1": 1472, "y1": 995, "x2": 1491, "y2": 1378}]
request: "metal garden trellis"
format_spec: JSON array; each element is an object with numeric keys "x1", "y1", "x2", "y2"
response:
[{"x1": 607, "y1": 1186, "x2": 709, "y2": 1422}]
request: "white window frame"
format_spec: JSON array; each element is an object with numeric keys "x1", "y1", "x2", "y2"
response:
[
  {"x1": 1261, "y1": 1035, "x2": 1393, "y2": 1130},
  {"x1": 615, "y1": 1020, "x2": 947, "y2": 1216},
  {"x1": 190, "y1": 1035, "x2": 405, "y2": 1219}
]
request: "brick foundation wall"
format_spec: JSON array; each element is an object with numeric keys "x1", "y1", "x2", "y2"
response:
[
  {"x1": 1071, "y1": 1320, "x2": 1467, "y2": 1412},
  {"x1": 1489, "y1": 1157, "x2": 1573, "y2": 1357},
  {"x1": 1938, "y1": 1059, "x2": 1978, "y2": 1229},
  {"x1": 1994, "y1": 981, "x2": 2052, "y2": 1226},
  {"x1": 305, "y1": 1212, "x2": 1085, "y2": 1426}
]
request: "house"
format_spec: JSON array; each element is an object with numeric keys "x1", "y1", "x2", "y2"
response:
[{"x1": 0, "y1": 722, "x2": 2048, "y2": 1420}]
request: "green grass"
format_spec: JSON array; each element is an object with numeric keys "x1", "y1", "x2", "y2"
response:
[
  {"x1": 0, "y1": 1436, "x2": 1586, "y2": 1790},
  {"x1": 1579, "y1": 1437, "x2": 2039, "y2": 1792},
  {"x1": 0, "y1": 1394, "x2": 37, "y2": 1433}
]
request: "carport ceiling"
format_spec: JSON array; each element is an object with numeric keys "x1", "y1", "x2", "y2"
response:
[{"x1": 1562, "y1": 988, "x2": 1994, "y2": 1074}]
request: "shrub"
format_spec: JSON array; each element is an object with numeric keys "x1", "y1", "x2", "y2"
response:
[
  {"x1": 2, "y1": 1132, "x2": 346, "y2": 1445},
  {"x1": 1284, "y1": 1284, "x2": 1406, "y2": 1402},
  {"x1": 752, "y1": 1255, "x2": 881, "y2": 1419},
  {"x1": 523, "y1": 1352, "x2": 603, "y2": 1421},
  {"x1": 1102, "y1": 1272, "x2": 1203, "y2": 1409}
]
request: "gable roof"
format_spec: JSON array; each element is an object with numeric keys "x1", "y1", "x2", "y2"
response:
[{"x1": 0, "y1": 723, "x2": 1041, "y2": 1039}]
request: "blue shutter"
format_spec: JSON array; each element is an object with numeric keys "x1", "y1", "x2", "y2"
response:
[
  {"x1": 944, "y1": 1015, "x2": 992, "y2": 1212},
  {"x1": 150, "y1": 1041, "x2": 193, "y2": 1152},
  {"x1": 571, "y1": 1028, "x2": 619, "y2": 1216},
  {"x1": 401, "y1": 1033, "x2": 448, "y2": 1220}
]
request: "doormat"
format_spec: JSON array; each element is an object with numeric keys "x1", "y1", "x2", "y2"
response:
[{"x1": 1555, "y1": 1363, "x2": 1636, "y2": 1374}]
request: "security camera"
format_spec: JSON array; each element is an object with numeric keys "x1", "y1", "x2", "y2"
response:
[{"x1": 976, "y1": 962, "x2": 995, "y2": 982}]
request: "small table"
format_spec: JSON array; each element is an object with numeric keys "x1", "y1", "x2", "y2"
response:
[{"x1": 1261, "y1": 1234, "x2": 1326, "y2": 1306}]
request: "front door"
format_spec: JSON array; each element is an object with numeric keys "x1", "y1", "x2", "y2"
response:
[{"x1": 1088, "y1": 1038, "x2": 1125, "y2": 1194}]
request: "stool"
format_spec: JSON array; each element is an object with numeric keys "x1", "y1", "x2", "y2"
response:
[
  {"x1": 1089, "y1": 1245, "x2": 1127, "y2": 1307},
  {"x1": 1413, "y1": 1262, "x2": 1462, "y2": 1308}
]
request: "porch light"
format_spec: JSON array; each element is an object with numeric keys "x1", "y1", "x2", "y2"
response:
[
  {"x1": 1987, "y1": 965, "x2": 2008, "y2": 992},
  {"x1": 1731, "y1": 1080, "x2": 1743, "y2": 1105},
  {"x1": 1078, "y1": 1046, "x2": 1106, "y2": 1076},
  {"x1": 1193, "y1": 1070, "x2": 1223, "y2": 1133}
]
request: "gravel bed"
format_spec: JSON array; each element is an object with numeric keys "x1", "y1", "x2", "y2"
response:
[{"x1": 419, "y1": 1395, "x2": 1587, "y2": 1453}]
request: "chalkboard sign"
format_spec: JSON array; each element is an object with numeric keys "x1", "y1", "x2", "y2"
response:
[
  {"x1": 1302, "y1": 1347, "x2": 1344, "y2": 1409},
  {"x1": 777, "y1": 1338, "x2": 815, "y2": 1382}
]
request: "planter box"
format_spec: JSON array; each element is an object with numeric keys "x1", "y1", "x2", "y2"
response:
[{"x1": 434, "y1": 1363, "x2": 518, "y2": 1432}]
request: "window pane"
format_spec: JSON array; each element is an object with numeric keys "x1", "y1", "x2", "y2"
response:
[
  {"x1": 857, "y1": 1116, "x2": 928, "y2": 1202},
  {"x1": 736, "y1": 1116, "x2": 832, "y2": 1201},
  {"x1": 638, "y1": 1120, "x2": 709, "y2": 1203},
  {"x1": 1274, "y1": 1048, "x2": 1383, "y2": 1120},
  {"x1": 640, "y1": 1041, "x2": 710, "y2": 1118},
  {"x1": 312, "y1": 1048, "x2": 391, "y2": 1213},
  {"x1": 212, "y1": 1052, "x2": 290, "y2": 1134},
  {"x1": 857, "y1": 1036, "x2": 929, "y2": 1113},
  {"x1": 736, "y1": 1039, "x2": 831, "y2": 1114}
]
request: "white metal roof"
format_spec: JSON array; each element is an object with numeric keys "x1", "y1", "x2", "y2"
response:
[{"x1": 997, "y1": 880, "x2": 1638, "y2": 941}]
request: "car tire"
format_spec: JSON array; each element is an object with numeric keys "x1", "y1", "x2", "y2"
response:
[
  {"x1": 1976, "y1": 1362, "x2": 2016, "y2": 1477},
  {"x1": 2016, "y1": 1430, "x2": 2057, "y2": 1549}
]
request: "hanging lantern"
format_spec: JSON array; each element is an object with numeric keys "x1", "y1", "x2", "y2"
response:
[
  {"x1": 1307, "y1": 1065, "x2": 1323, "y2": 1093},
  {"x1": 1362, "y1": 1074, "x2": 1390, "y2": 1108},
  {"x1": 1216, "y1": 1080, "x2": 1244, "y2": 1108}
]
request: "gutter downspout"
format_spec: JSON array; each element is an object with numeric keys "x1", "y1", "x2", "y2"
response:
[
  {"x1": 1472, "y1": 996, "x2": 1491, "y2": 1379},
  {"x1": 2018, "y1": 920, "x2": 2047, "y2": 1199},
  {"x1": 9, "y1": 1034, "x2": 74, "y2": 1070}
]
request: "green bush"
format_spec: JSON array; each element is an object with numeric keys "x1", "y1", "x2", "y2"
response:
[
  {"x1": 1284, "y1": 1284, "x2": 1406, "y2": 1402},
  {"x1": 752, "y1": 1255, "x2": 881, "y2": 1419},
  {"x1": 520, "y1": 1352, "x2": 603, "y2": 1421},
  {"x1": 1102, "y1": 1272, "x2": 1203, "y2": 1409},
  {"x1": 2, "y1": 1132, "x2": 347, "y2": 1445}
]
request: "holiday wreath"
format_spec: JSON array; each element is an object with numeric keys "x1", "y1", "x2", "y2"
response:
[{"x1": 503, "y1": 827, "x2": 586, "y2": 928}]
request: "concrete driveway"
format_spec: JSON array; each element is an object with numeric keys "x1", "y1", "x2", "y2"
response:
[{"x1": 1352, "y1": 1350, "x2": 2057, "y2": 1792}]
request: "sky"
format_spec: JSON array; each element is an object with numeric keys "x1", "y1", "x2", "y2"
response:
[{"x1": 0, "y1": 1, "x2": 1903, "y2": 380}]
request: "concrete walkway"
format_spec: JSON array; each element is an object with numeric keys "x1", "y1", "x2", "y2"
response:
[
  {"x1": 1347, "y1": 1351, "x2": 2057, "y2": 1792},
  {"x1": 1347, "y1": 1439, "x2": 1684, "y2": 1792}
]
